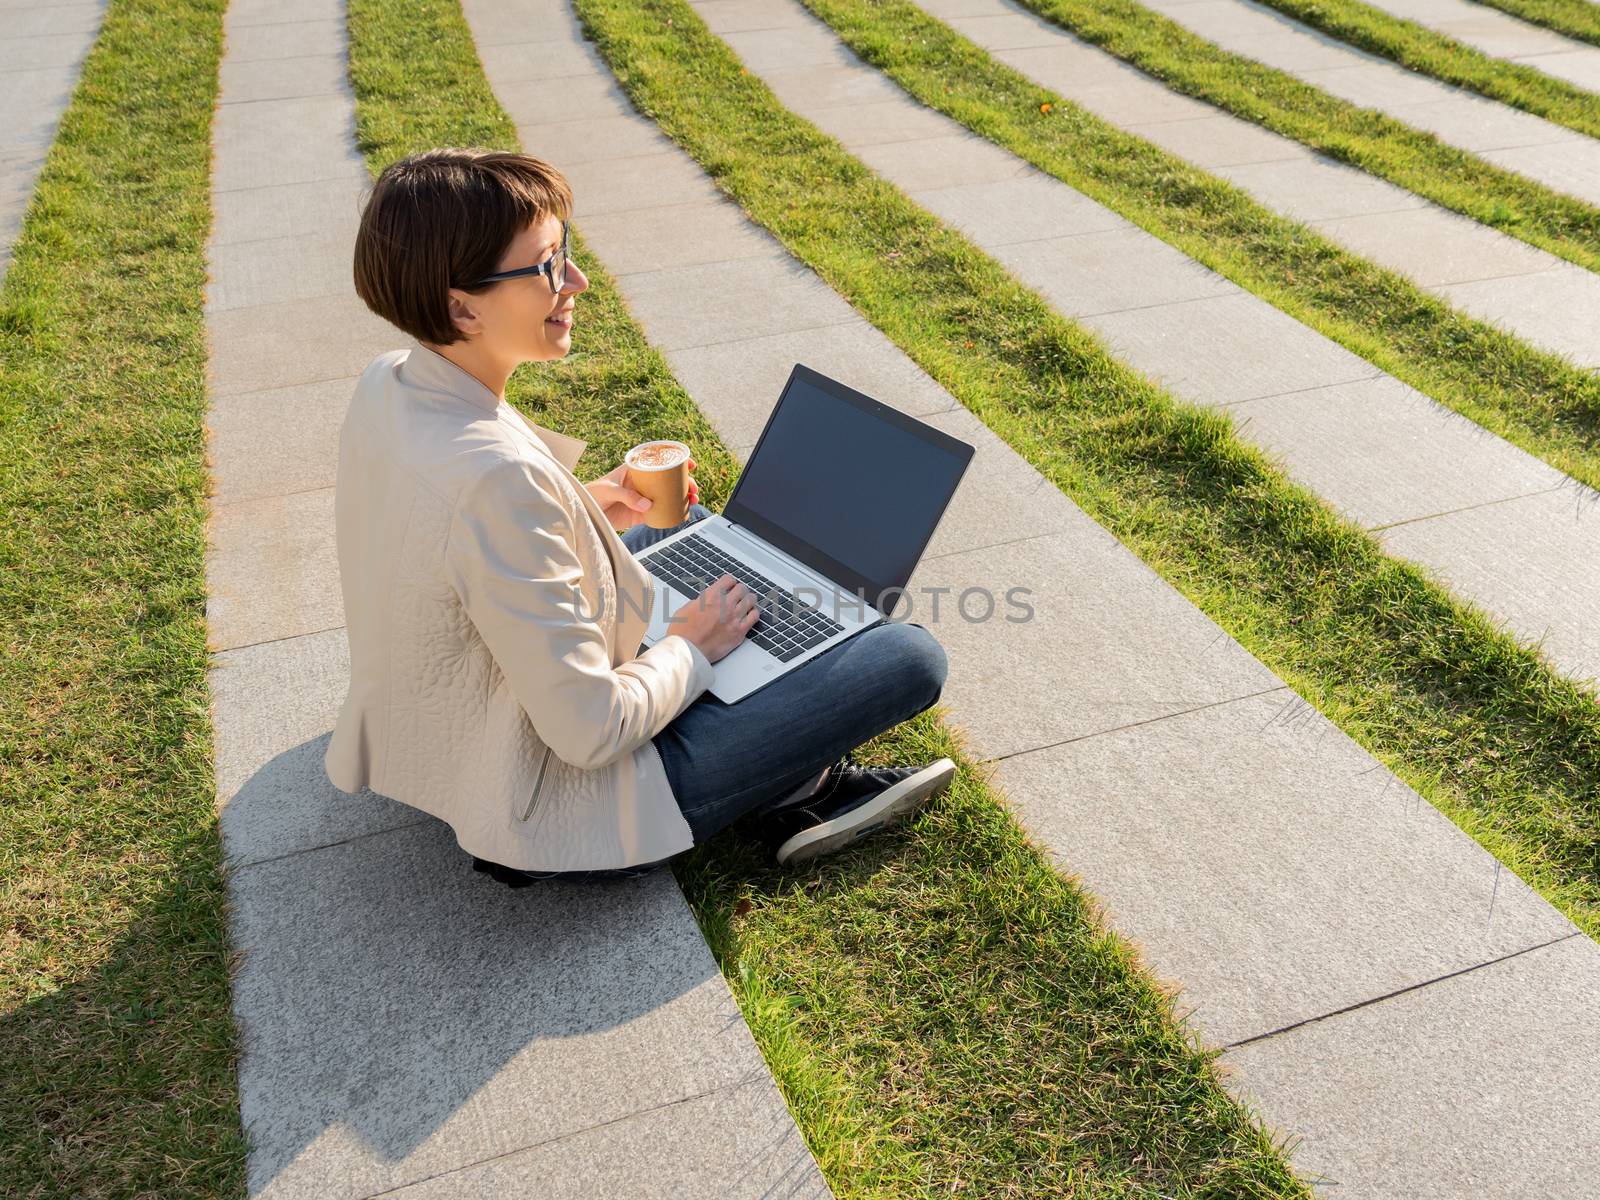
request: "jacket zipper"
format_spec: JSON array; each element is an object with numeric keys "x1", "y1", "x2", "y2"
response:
[{"x1": 519, "y1": 746, "x2": 554, "y2": 822}]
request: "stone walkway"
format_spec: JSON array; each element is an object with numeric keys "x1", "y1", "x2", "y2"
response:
[
  {"x1": 1362, "y1": 0, "x2": 1600, "y2": 92},
  {"x1": 0, "y1": 0, "x2": 105, "y2": 282},
  {"x1": 469, "y1": 0, "x2": 1600, "y2": 1194},
  {"x1": 1143, "y1": 0, "x2": 1600, "y2": 207},
  {"x1": 930, "y1": 0, "x2": 1600, "y2": 371},
  {"x1": 202, "y1": 1, "x2": 825, "y2": 1195},
  {"x1": 708, "y1": 0, "x2": 1600, "y2": 691}
]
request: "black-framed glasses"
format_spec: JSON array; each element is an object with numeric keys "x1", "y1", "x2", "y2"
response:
[{"x1": 465, "y1": 222, "x2": 570, "y2": 293}]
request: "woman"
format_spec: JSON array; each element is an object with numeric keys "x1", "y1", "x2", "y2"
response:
[{"x1": 325, "y1": 147, "x2": 953, "y2": 884}]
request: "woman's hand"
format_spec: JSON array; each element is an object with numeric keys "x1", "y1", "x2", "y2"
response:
[{"x1": 586, "y1": 456, "x2": 700, "y2": 530}]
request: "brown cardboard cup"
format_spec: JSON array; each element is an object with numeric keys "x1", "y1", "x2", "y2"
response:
[{"x1": 624, "y1": 440, "x2": 691, "y2": 529}]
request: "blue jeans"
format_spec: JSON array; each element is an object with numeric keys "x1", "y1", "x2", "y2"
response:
[
  {"x1": 627, "y1": 504, "x2": 947, "y2": 845},
  {"x1": 473, "y1": 504, "x2": 947, "y2": 884}
]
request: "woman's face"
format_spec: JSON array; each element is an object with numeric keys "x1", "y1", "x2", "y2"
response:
[{"x1": 452, "y1": 212, "x2": 590, "y2": 365}]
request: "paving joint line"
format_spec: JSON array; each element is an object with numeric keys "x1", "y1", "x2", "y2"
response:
[
  {"x1": 658, "y1": 313, "x2": 861, "y2": 352},
  {"x1": 226, "y1": 817, "x2": 438, "y2": 875},
  {"x1": 981, "y1": 684, "x2": 1294, "y2": 765},
  {"x1": 359, "y1": 1074, "x2": 772, "y2": 1198},
  {"x1": 209, "y1": 622, "x2": 348, "y2": 657},
  {"x1": 1219, "y1": 931, "x2": 1587, "y2": 1052},
  {"x1": 1364, "y1": 481, "x2": 1571, "y2": 533}
]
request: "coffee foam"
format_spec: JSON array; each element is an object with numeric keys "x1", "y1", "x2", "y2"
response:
[{"x1": 626, "y1": 441, "x2": 688, "y2": 470}]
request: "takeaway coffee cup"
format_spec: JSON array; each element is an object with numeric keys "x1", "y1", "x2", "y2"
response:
[{"x1": 624, "y1": 439, "x2": 692, "y2": 529}]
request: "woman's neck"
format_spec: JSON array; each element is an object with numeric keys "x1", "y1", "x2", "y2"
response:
[{"x1": 422, "y1": 340, "x2": 511, "y2": 402}]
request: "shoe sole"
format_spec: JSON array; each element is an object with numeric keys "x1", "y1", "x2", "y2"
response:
[{"x1": 775, "y1": 757, "x2": 957, "y2": 866}]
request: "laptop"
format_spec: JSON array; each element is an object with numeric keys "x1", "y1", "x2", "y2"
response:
[{"x1": 636, "y1": 363, "x2": 974, "y2": 703}]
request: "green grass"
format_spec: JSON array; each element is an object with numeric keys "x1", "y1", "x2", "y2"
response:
[
  {"x1": 996, "y1": 0, "x2": 1600, "y2": 274},
  {"x1": 351, "y1": 0, "x2": 1320, "y2": 1193},
  {"x1": 1249, "y1": 0, "x2": 1600, "y2": 139},
  {"x1": 0, "y1": 1, "x2": 246, "y2": 1198},
  {"x1": 795, "y1": 0, "x2": 1600, "y2": 493},
  {"x1": 570, "y1": 0, "x2": 1600, "y2": 939},
  {"x1": 1474, "y1": 0, "x2": 1600, "y2": 48}
]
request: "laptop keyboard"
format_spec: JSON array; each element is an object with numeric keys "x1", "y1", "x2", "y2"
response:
[{"x1": 640, "y1": 532, "x2": 846, "y2": 662}]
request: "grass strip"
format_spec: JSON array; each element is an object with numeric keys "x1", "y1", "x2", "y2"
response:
[
  {"x1": 998, "y1": 0, "x2": 1600, "y2": 274},
  {"x1": 0, "y1": 1, "x2": 246, "y2": 1197},
  {"x1": 1250, "y1": 0, "x2": 1600, "y2": 139},
  {"x1": 571, "y1": 0, "x2": 1600, "y2": 932},
  {"x1": 1474, "y1": 0, "x2": 1600, "y2": 48},
  {"x1": 350, "y1": 0, "x2": 1319, "y2": 1192},
  {"x1": 797, "y1": 0, "x2": 1600, "y2": 494}
]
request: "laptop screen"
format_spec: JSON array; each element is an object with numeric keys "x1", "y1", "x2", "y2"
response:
[{"x1": 723, "y1": 364, "x2": 973, "y2": 615}]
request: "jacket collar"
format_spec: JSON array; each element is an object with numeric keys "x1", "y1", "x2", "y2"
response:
[{"x1": 401, "y1": 342, "x2": 587, "y2": 473}]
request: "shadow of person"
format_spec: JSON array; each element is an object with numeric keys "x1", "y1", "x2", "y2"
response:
[{"x1": 220, "y1": 737, "x2": 771, "y2": 1197}]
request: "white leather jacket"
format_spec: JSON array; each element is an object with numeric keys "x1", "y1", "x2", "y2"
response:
[{"x1": 324, "y1": 344, "x2": 714, "y2": 870}]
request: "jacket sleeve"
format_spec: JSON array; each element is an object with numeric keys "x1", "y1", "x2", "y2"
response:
[{"x1": 443, "y1": 456, "x2": 716, "y2": 771}]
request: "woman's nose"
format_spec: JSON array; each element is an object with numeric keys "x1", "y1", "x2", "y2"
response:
[{"x1": 562, "y1": 261, "x2": 590, "y2": 295}]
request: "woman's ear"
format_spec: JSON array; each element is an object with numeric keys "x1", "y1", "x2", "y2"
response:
[{"x1": 445, "y1": 287, "x2": 484, "y2": 339}]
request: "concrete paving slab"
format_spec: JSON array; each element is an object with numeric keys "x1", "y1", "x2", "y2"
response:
[
  {"x1": 761, "y1": 62, "x2": 917, "y2": 110},
  {"x1": 205, "y1": 293, "x2": 398, "y2": 397},
  {"x1": 1049, "y1": 73, "x2": 1221, "y2": 126},
  {"x1": 1364, "y1": 0, "x2": 1600, "y2": 91},
  {"x1": 659, "y1": 318, "x2": 959, "y2": 449},
  {"x1": 561, "y1": 151, "x2": 725, "y2": 215},
  {"x1": 1153, "y1": 0, "x2": 1600, "y2": 202},
  {"x1": 518, "y1": 113, "x2": 678, "y2": 167},
  {"x1": 4, "y1": 2, "x2": 100, "y2": 37},
  {"x1": 805, "y1": 97, "x2": 956, "y2": 147},
  {"x1": 1376, "y1": 482, "x2": 1600, "y2": 688},
  {"x1": 721, "y1": 24, "x2": 859, "y2": 70},
  {"x1": 573, "y1": 199, "x2": 775, "y2": 276},
  {"x1": 1123, "y1": 113, "x2": 1312, "y2": 167},
  {"x1": 910, "y1": 173, "x2": 1133, "y2": 244},
  {"x1": 993, "y1": 689, "x2": 1578, "y2": 1046},
  {"x1": 991, "y1": 225, "x2": 1241, "y2": 317},
  {"x1": 1222, "y1": 934, "x2": 1600, "y2": 1199},
  {"x1": 205, "y1": 375, "x2": 352, "y2": 506},
  {"x1": 0, "y1": 64, "x2": 80, "y2": 153},
  {"x1": 1078, "y1": 292, "x2": 1381, "y2": 406},
  {"x1": 476, "y1": 39, "x2": 606, "y2": 84},
  {"x1": 916, "y1": 404, "x2": 1089, "y2": 559},
  {"x1": 224, "y1": 18, "x2": 344, "y2": 64},
  {"x1": 205, "y1": 486, "x2": 341, "y2": 652},
  {"x1": 1477, "y1": 136, "x2": 1600, "y2": 207},
  {"x1": 904, "y1": 528, "x2": 1286, "y2": 760},
  {"x1": 1383, "y1": 91, "x2": 1582, "y2": 152},
  {"x1": 0, "y1": 30, "x2": 96, "y2": 70},
  {"x1": 204, "y1": 232, "x2": 357, "y2": 313},
  {"x1": 855, "y1": 131, "x2": 1036, "y2": 190},
  {"x1": 991, "y1": 40, "x2": 1160, "y2": 94},
  {"x1": 612, "y1": 252, "x2": 861, "y2": 349},
  {"x1": 1308, "y1": 204, "x2": 1553, "y2": 286},
  {"x1": 1434, "y1": 266, "x2": 1600, "y2": 368},
  {"x1": 381, "y1": 1079, "x2": 831, "y2": 1199},
  {"x1": 213, "y1": 96, "x2": 369, "y2": 193},
  {"x1": 218, "y1": 52, "x2": 347, "y2": 105},
  {"x1": 494, "y1": 72, "x2": 634, "y2": 127},
  {"x1": 0, "y1": 2, "x2": 100, "y2": 284},
  {"x1": 227, "y1": 820, "x2": 822, "y2": 1198},
  {"x1": 947, "y1": 11, "x2": 1089, "y2": 50},
  {"x1": 1226, "y1": 374, "x2": 1567, "y2": 529},
  {"x1": 942, "y1": 0, "x2": 1600, "y2": 368},
  {"x1": 228, "y1": 0, "x2": 339, "y2": 25},
  {"x1": 693, "y1": 0, "x2": 817, "y2": 33},
  {"x1": 1515, "y1": 48, "x2": 1600, "y2": 93},
  {"x1": 1212, "y1": 154, "x2": 1431, "y2": 221},
  {"x1": 211, "y1": 177, "x2": 368, "y2": 247},
  {"x1": 467, "y1": 0, "x2": 575, "y2": 46},
  {"x1": 212, "y1": 628, "x2": 425, "y2": 867}
]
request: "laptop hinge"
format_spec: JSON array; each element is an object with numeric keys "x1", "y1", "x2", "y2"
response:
[{"x1": 726, "y1": 521, "x2": 846, "y2": 598}]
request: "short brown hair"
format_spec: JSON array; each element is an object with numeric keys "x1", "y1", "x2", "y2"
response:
[{"x1": 353, "y1": 147, "x2": 573, "y2": 345}]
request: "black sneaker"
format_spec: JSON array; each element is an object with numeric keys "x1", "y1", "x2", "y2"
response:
[{"x1": 764, "y1": 751, "x2": 957, "y2": 866}]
